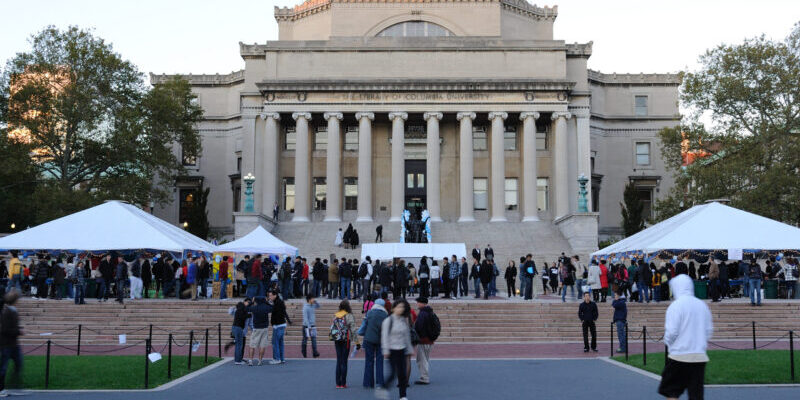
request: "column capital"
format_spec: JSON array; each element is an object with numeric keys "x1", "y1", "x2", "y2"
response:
[
  {"x1": 552, "y1": 111, "x2": 572, "y2": 120},
  {"x1": 488, "y1": 111, "x2": 508, "y2": 121},
  {"x1": 456, "y1": 112, "x2": 476, "y2": 121},
  {"x1": 260, "y1": 112, "x2": 280, "y2": 121},
  {"x1": 388, "y1": 112, "x2": 408, "y2": 121},
  {"x1": 520, "y1": 111, "x2": 540, "y2": 120},
  {"x1": 355, "y1": 112, "x2": 374, "y2": 121},
  {"x1": 323, "y1": 112, "x2": 343, "y2": 121},
  {"x1": 292, "y1": 112, "x2": 311, "y2": 121},
  {"x1": 423, "y1": 112, "x2": 443, "y2": 121}
]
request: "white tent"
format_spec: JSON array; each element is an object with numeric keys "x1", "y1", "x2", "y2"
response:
[
  {"x1": 216, "y1": 226, "x2": 297, "y2": 256},
  {"x1": 361, "y1": 243, "x2": 467, "y2": 261},
  {"x1": 592, "y1": 202, "x2": 800, "y2": 257},
  {"x1": 0, "y1": 200, "x2": 215, "y2": 254}
]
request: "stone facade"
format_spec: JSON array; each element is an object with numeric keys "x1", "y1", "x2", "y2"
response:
[{"x1": 150, "y1": 0, "x2": 680, "y2": 255}]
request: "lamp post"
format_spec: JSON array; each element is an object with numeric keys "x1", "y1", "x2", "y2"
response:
[
  {"x1": 10, "y1": 223, "x2": 15, "y2": 231},
  {"x1": 578, "y1": 173, "x2": 589, "y2": 213},
  {"x1": 182, "y1": 221, "x2": 189, "y2": 230},
  {"x1": 243, "y1": 173, "x2": 255, "y2": 213}
]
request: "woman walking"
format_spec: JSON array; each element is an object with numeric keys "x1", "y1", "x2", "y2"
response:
[
  {"x1": 376, "y1": 299, "x2": 413, "y2": 400},
  {"x1": 229, "y1": 301, "x2": 248, "y2": 364},
  {"x1": 505, "y1": 260, "x2": 517, "y2": 297},
  {"x1": 332, "y1": 300, "x2": 359, "y2": 388}
]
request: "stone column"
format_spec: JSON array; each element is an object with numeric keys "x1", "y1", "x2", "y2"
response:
[
  {"x1": 457, "y1": 112, "x2": 476, "y2": 222},
  {"x1": 355, "y1": 112, "x2": 374, "y2": 222},
  {"x1": 576, "y1": 113, "x2": 592, "y2": 211},
  {"x1": 388, "y1": 112, "x2": 407, "y2": 222},
  {"x1": 423, "y1": 112, "x2": 443, "y2": 222},
  {"x1": 489, "y1": 112, "x2": 508, "y2": 222},
  {"x1": 323, "y1": 112, "x2": 343, "y2": 222},
  {"x1": 552, "y1": 112, "x2": 572, "y2": 220},
  {"x1": 260, "y1": 113, "x2": 280, "y2": 218},
  {"x1": 520, "y1": 112, "x2": 540, "y2": 221},
  {"x1": 292, "y1": 112, "x2": 312, "y2": 222}
]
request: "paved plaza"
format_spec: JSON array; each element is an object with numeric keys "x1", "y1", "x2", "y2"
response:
[{"x1": 19, "y1": 358, "x2": 799, "y2": 400}]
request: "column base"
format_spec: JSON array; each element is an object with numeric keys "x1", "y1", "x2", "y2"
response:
[
  {"x1": 457, "y1": 216, "x2": 475, "y2": 223},
  {"x1": 430, "y1": 217, "x2": 443, "y2": 222},
  {"x1": 522, "y1": 216, "x2": 541, "y2": 222},
  {"x1": 489, "y1": 216, "x2": 507, "y2": 222},
  {"x1": 233, "y1": 212, "x2": 275, "y2": 239},
  {"x1": 291, "y1": 216, "x2": 311, "y2": 223},
  {"x1": 389, "y1": 216, "x2": 401, "y2": 222},
  {"x1": 323, "y1": 216, "x2": 342, "y2": 222},
  {"x1": 356, "y1": 216, "x2": 374, "y2": 222}
]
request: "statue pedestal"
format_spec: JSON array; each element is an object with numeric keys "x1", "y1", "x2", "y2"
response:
[
  {"x1": 233, "y1": 213, "x2": 275, "y2": 239},
  {"x1": 554, "y1": 212, "x2": 599, "y2": 257}
]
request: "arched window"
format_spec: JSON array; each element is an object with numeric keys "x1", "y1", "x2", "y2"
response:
[{"x1": 377, "y1": 21, "x2": 454, "y2": 37}]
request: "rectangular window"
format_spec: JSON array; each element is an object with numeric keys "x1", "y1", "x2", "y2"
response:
[
  {"x1": 473, "y1": 178, "x2": 488, "y2": 210},
  {"x1": 236, "y1": 153, "x2": 242, "y2": 173},
  {"x1": 344, "y1": 126, "x2": 359, "y2": 151},
  {"x1": 537, "y1": 178, "x2": 549, "y2": 211},
  {"x1": 344, "y1": 177, "x2": 358, "y2": 210},
  {"x1": 232, "y1": 182, "x2": 241, "y2": 213},
  {"x1": 407, "y1": 173, "x2": 414, "y2": 189},
  {"x1": 536, "y1": 132, "x2": 548, "y2": 150},
  {"x1": 284, "y1": 126, "x2": 296, "y2": 150},
  {"x1": 179, "y1": 189, "x2": 195, "y2": 225},
  {"x1": 635, "y1": 142, "x2": 651, "y2": 166},
  {"x1": 283, "y1": 178, "x2": 295, "y2": 212},
  {"x1": 504, "y1": 126, "x2": 517, "y2": 151},
  {"x1": 472, "y1": 126, "x2": 487, "y2": 151},
  {"x1": 635, "y1": 95, "x2": 648, "y2": 116},
  {"x1": 504, "y1": 178, "x2": 518, "y2": 210},
  {"x1": 314, "y1": 126, "x2": 327, "y2": 151},
  {"x1": 181, "y1": 146, "x2": 196, "y2": 166},
  {"x1": 416, "y1": 173, "x2": 425, "y2": 189},
  {"x1": 636, "y1": 187, "x2": 653, "y2": 219},
  {"x1": 313, "y1": 177, "x2": 326, "y2": 210}
]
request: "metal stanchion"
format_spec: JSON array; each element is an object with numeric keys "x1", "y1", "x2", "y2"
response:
[
  {"x1": 144, "y1": 338, "x2": 151, "y2": 389},
  {"x1": 643, "y1": 326, "x2": 647, "y2": 366},
  {"x1": 752, "y1": 321, "x2": 757, "y2": 350},
  {"x1": 45, "y1": 340, "x2": 52, "y2": 389},
  {"x1": 168, "y1": 333, "x2": 173, "y2": 379},
  {"x1": 77, "y1": 324, "x2": 82, "y2": 356},
  {"x1": 205, "y1": 328, "x2": 209, "y2": 363},
  {"x1": 790, "y1": 331, "x2": 795, "y2": 382},
  {"x1": 218, "y1": 323, "x2": 222, "y2": 358},
  {"x1": 610, "y1": 322, "x2": 614, "y2": 357},
  {"x1": 664, "y1": 344, "x2": 668, "y2": 367},
  {"x1": 188, "y1": 330, "x2": 194, "y2": 371}
]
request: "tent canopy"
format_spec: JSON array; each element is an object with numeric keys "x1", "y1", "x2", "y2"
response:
[
  {"x1": 216, "y1": 226, "x2": 297, "y2": 256},
  {"x1": 592, "y1": 202, "x2": 800, "y2": 258},
  {"x1": 0, "y1": 201, "x2": 215, "y2": 254},
  {"x1": 361, "y1": 243, "x2": 467, "y2": 261}
]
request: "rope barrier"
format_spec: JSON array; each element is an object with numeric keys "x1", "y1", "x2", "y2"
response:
[
  {"x1": 708, "y1": 340, "x2": 746, "y2": 350},
  {"x1": 23, "y1": 343, "x2": 46, "y2": 355},
  {"x1": 755, "y1": 333, "x2": 791, "y2": 349}
]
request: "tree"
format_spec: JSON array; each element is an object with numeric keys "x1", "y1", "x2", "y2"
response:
[
  {"x1": 0, "y1": 127, "x2": 37, "y2": 231},
  {"x1": 621, "y1": 182, "x2": 645, "y2": 237},
  {"x1": 186, "y1": 187, "x2": 210, "y2": 240},
  {"x1": 655, "y1": 22, "x2": 800, "y2": 224},
  {"x1": 0, "y1": 26, "x2": 202, "y2": 221}
]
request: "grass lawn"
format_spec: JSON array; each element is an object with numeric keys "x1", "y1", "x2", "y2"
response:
[
  {"x1": 613, "y1": 350, "x2": 798, "y2": 384},
  {"x1": 5, "y1": 355, "x2": 222, "y2": 390}
]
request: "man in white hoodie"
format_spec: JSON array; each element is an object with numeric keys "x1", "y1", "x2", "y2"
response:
[{"x1": 658, "y1": 274, "x2": 713, "y2": 400}]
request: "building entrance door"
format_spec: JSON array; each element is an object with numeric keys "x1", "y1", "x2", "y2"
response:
[{"x1": 404, "y1": 160, "x2": 426, "y2": 219}]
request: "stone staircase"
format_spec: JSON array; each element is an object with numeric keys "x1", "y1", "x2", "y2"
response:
[
  {"x1": 271, "y1": 219, "x2": 575, "y2": 265},
  {"x1": 16, "y1": 299, "x2": 800, "y2": 346}
]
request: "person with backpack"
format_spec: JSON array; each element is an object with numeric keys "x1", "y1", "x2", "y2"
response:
[
  {"x1": 413, "y1": 297, "x2": 439, "y2": 385},
  {"x1": 376, "y1": 299, "x2": 413, "y2": 400},
  {"x1": 360, "y1": 257, "x2": 373, "y2": 300},
  {"x1": 479, "y1": 259, "x2": 493, "y2": 300},
  {"x1": 330, "y1": 300, "x2": 359, "y2": 388},
  {"x1": 358, "y1": 298, "x2": 388, "y2": 388}
]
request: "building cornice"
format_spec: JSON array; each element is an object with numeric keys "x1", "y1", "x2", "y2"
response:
[
  {"x1": 588, "y1": 69, "x2": 680, "y2": 86},
  {"x1": 149, "y1": 70, "x2": 245, "y2": 87},
  {"x1": 240, "y1": 39, "x2": 570, "y2": 56},
  {"x1": 256, "y1": 79, "x2": 575, "y2": 93},
  {"x1": 566, "y1": 42, "x2": 592, "y2": 58}
]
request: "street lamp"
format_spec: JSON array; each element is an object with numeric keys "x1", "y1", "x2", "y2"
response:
[
  {"x1": 243, "y1": 172, "x2": 256, "y2": 213},
  {"x1": 182, "y1": 221, "x2": 189, "y2": 229},
  {"x1": 10, "y1": 223, "x2": 15, "y2": 230}
]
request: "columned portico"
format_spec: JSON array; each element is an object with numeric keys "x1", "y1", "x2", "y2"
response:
[
  {"x1": 323, "y1": 112, "x2": 343, "y2": 221},
  {"x1": 457, "y1": 112, "x2": 476, "y2": 222},
  {"x1": 424, "y1": 112, "x2": 443, "y2": 222},
  {"x1": 292, "y1": 112, "x2": 312, "y2": 222},
  {"x1": 355, "y1": 112, "x2": 374, "y2": 222},
  {"x1": 552, "y1": 111, "x2": 572, "y2": 220},
  {"x1": 388, "y1": 112, "x2": 408, "y2": 222},
  {"x1": 489, "y1": 111, "x2": 508, "y2": 222},
  {"x1": 260, "y1": 112, "x2": 280, "y2": 216},
  {"x1": 520, "y1": 111, "x2": 540, "y2": 221}
]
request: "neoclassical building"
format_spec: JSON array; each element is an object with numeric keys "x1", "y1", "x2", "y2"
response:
[{"x1": 151, "y1": 0, "x2": 680, "y2": 258}]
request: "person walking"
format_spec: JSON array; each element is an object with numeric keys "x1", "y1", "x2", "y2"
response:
[
  {"x1": 470, "y1": 258, "x2": 481, "y2": 298},
  {"x1": 561, "y1": 259, "x2": 576, "y2": 302},
  {"x1": 245, "y1": 296, "x2": 271, "y2": 366},
  {"x1": 429, "y1": 261, "x2": 440, "y2": 298},
  {"x1": 361, "y1": 257, "x2": 374, "y2": 300},
  {"x1": 417, "y1": 257, "x2": 429, "y2": 299},
  {"x1": 505, "y1": 260, "x2": 517, "y2": 297},
  {"x1": 658, "y1": 274, "x2": 713, "y2": 400},
  {"x1": 185, "y1": 256, "x2": 198, "y2": 301},
  {"x1": 376, "y1": 299, "x2": 413, "y2": 400},
  {"x1": 448, "y1": 256, "x2": 460, "y2": 299},
  {"x1": 115, "y1": 255, "x2": 128, "y2": 304},
  {"x1": 230, "y1": 301, "x2": 248, "y2": 365},
  {"x1": 598, "y1": 259, "x2": 609, "y2": 303},
  {"x1": 335, "y1": 228, "x2": 344, "y2": 247},
  {"x1": 301, "y1": 295, "x2": 321, "y2": 358},
  {"x1": 331, "y1": 300, "x2": 359, "y2": 388},
  {"x1": 459, "y1": 257, "x2": 469, "y2": 297},
  {"x1": 748, "y1": 258, "x2": 763, "y2": 306},
  {"x1": 340, "y1": 258, "x2": 352, "y2": 300},
  {"x1": 0, "y1": 291, "x2": 23, "y2": 396},
  {"x1": 268, "y1": 290, "x2": 291, "y2": 364},
  {"x1": 522, "y1": 254, "x2": 536, "y2": 300},
  {"x1": 273, "y1": 201, "x2": 279, "y2": 221},
  {"x1": 479, "y1": 259, "x2": 493, "y2": 300},
  {"x1": 578, "y1": 292, "x2": 598, "y2": 352},
  {"x1": 359, "y1": 298, "x2": 388, "y2": 388},
  {"x1": 219, "y1": 256, "x2": 230, "y2": 300},
  {"x1": 413, "y1": 297, "x2": 439, "y2": 385},
  {"x1": 612, "y1": 292, "x2": 627, "y2": 352},
  {"x1": 588, "y1": 260, "x2": 601, "y2": 302},
  {"x1": 375, "y1": 225, "x2": 383, "y2": 242}
]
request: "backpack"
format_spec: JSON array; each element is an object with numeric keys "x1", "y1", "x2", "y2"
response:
[
  {"x1": 358, "y1": 263, "x2": 368, "y2": 279},
  {"x1": 329, "y1": 315, "x2": 349, "y2": 341},
  {"x1": 426, "y1": 311, "x2": 441, "y2": 342}
]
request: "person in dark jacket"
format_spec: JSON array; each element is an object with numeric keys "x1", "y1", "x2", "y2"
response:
[
  {"x1": 141, "y1": 258, "x2": 152, "y2": 298},
  {"x1": 471, "y1": 245, "x2": 481, "y2": 263},
  {"x1": 98, "y1": 253, "x2": 114, "y2": 301},
  {"x1": 33, "y1": 254, "x2": 49, "y2": 300},
  {"x1": 413, "y1": 297, "x2": 436, "y2": 385},
  {"x1": 268, "y1": 290, "x2": 291, "y2": 364},
  {"x1": 479, "y1": 259, "x2": 493, "y2": 300},
  {"x1": 505, "y1": 260, "x2": 517, "y2": 298},
  {"x1": 748, "y1": 259, "x2": 763, "y2": 306},
  {"x1": 228, "y1": 301, "x2": 248, "y2": 364},
  {"x1": 245, "y1": 296, "x2": 272, "y2": 365},
  {"x1": 311, "y1": 258, "x2": 325, "y2": 298},
  {"x1": 579, "y1": 292, "x2": 599, "y2": 352},
  {"x1": 358, "y1": 298, "x2": 388, "y2": 388},
  {"x1": 379, "y1": 262, "x2": 393, "y2": 296},
  {"x1": 459, "y1": 258, "x2": 469, "y2": 297},
  {"x1": 351, "y1": 230, "x2": 360, "y2": 248},
  {"x1": 394, "y1": 261, "x2": 409, "y2": 300},
  {"x1": 198, "y1": 257, "x2": 210, "y2": 299},
  {"x1": 417, "y1": 257, "x2": 430, "y2": 298},
  {"x1": 115, "y1": 255, "x2": 128, "y2": 304},
  {"x1": 612, "y1": 292, "x2": 628, "y2": 352},
  {"x1": 522, "y1": 254, "x2": 537, "y2": 300},
  {"x1": 637, "y1": 259, "x2": 652, "y2": 303},
  {"x1": 0, "y1": 290, "x2": 22, "y2": 395},
  {"x1": 375, "y1": 224, "x2": 383, "y2": 242}
]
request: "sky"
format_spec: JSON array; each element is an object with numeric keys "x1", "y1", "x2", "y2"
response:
[{"x1": 1, "y1": 0, "x2": 799, "y2": 79}]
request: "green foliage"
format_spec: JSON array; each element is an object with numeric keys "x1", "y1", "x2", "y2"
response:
[
  {"x1": 0, "y1": 128, "x2": 37, "y2": 230},
  {"x1": 187, "y1": 186, "x2": 210, "y2": 240},
  {"x1": 0, "y1": 26, "x2": 202, "y2": 222},
  {"x1": 598, "y1": 237, "x2": 620, "y2": 250},
  {"x1": 655, "y1": 22, "x2": 800, "y2": 224},
  {"x1": 620, "y1": 183, "x2": 645, "y2": 237}
]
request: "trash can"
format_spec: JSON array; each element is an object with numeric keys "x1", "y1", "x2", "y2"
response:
[
  {"x1": 694, "y1": 280, "x2": 708, "y2": 299},
  {"x1": 764, "y1": 279, "x2": 778, "y2": 299}
]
